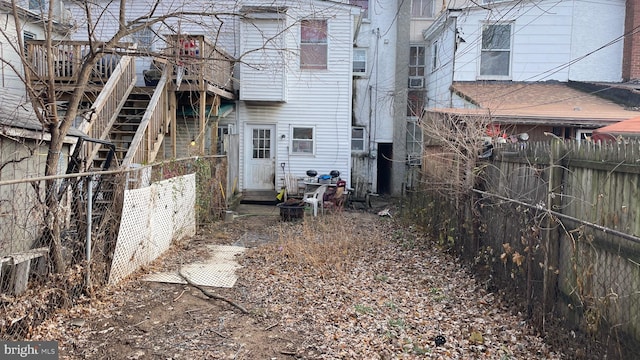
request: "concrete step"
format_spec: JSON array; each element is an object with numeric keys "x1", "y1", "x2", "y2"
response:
[{"x1": 241, "y1": 190, "x2": 278, "y2": 205}]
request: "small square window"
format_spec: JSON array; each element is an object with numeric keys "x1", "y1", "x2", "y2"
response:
[
  {"x1": 353, "y1": 49, "x2": 367, "y2": 75},
  {"x1": 292, "y1": 127, "x2": 314, "y2": 154},
  {"x1": 352, "y1": 127, "x2": 365, "y2": 151}
]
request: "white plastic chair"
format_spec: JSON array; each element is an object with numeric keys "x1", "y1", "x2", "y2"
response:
[{"x1": 303, "y1": 184, "x2": 329, "y2": 216}]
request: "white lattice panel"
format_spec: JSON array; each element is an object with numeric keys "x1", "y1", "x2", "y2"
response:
[
  {"x1": 108, "y1": 187, "x2": 152, "y2": 284},
  {"x1": 109, "y1": 174, "x2": 196, "y2": 284},
  {"x1": 149, "y1": 179, "x2": 175, "y2": 260},
  {"x1": 171, "y1": 174, "x2": 196, "y2": 241}
]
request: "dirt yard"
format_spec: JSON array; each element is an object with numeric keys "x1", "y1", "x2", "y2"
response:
[{"x1": 30, "y1": 205, "x2": 569, "y2": 359}]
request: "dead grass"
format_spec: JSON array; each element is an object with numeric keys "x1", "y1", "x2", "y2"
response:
[{"x1": 264, "y1": 213, "x2": 385, "y2": 277}]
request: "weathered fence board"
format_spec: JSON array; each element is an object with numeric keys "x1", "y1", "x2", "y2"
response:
[{"x1": 413, "y1": 139, "x2": 640, "y2": 358}]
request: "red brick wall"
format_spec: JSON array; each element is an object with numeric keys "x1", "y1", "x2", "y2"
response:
[{"x1": 623, "y1": 0, "x2": 640, "y2": 81}]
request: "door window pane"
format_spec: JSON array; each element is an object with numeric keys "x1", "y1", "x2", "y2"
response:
[{"x1": 252, "y1": 129, "x2": 271, "y2": 159}]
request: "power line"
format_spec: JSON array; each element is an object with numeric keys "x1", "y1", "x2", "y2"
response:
[{"x1": 424, "y1": 0, "x2": 631, "y2": 110}]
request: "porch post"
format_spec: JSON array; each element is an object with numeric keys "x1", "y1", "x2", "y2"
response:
[
  {"x1": 199, "y1": 90, "x2": 206, "y2": 154},
  {"x1": 170, "y1": 91, "x2": 177, "y2": 158}
]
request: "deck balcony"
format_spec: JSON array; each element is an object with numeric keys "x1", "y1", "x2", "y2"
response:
[
  {"x1": 160, "y1": 35, "x2": 235, "y2": 99},
  {"x1": 25, "y1": 40, "x2": 134, "y2": 91}
]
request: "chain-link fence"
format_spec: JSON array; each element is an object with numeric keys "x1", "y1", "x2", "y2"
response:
[{"x1": 0, "y1": 155, "x2": 227, "y2": 340}]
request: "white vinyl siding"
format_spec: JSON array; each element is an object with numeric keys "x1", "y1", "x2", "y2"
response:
[
  {"x1": 237, "y1": 1, "x2": 354, "y2": 190},
  {"x1": 239, "y1": 16, "x2": 287, "y2": 102}
]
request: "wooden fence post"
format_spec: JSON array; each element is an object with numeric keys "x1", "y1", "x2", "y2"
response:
[{"x1": 543, "y1": 140, "x2": 563, "y2": 328}]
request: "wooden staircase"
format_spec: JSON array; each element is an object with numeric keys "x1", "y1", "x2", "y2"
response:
[{"x1": 92, "y1": 89, "x2": 153, "y2": 170}]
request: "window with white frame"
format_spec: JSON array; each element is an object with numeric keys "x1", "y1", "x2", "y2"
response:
[
  {"x1": 409, "y1": 45, "x2": 425, "y2": 88},
  {"x1": 132, "y1": 26, "x2": 156, "y2": 53},
  {"x1": 353, "y1": 48, "x2": 367, "y2": 75},
  {"x1": 406, "y1": 120, "x2": 423, "y2": 165},
  {"x1": 411, "y1": 0, "x2": 435, "y2": 18},
  {"x1": 482, "y1": 0, "x2": 509, "y2": 4},
  {"x1": 350, "y1": 0, "x2": 369, "y2": 18},
  {"x1": 300, "y1": 20, "x2": 328, "y2": 70},
  {"x1": 292, "y1": 127, "x2": 314, "y2": 154},
  {"x1": 576, "y1": 129, "x2": 593, "y2": 143},
  {"x1": 352, "y1": 127, "x2": 365, "y2": 151},
  {"x1": 479, "y1": 23, "x2": 512, "y2": 79}
]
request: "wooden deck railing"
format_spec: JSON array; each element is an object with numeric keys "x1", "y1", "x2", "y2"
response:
[
  {"x1": 25, "y1": 40, "x2": 133, "y2": 84},
  {"x1": 164, "y1": 35, "x2": 235, "y2": 94},
  {"x1": 121, "y1": 66, "x2": 171, "y2": 168}
]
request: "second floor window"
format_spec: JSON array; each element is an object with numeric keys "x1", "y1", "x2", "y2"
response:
[
  {"x1": 411, "y1": 0, "x2": 434, "y2": 18},
  {"x1": 409, "y1": 46, "x2": 425, "y2": 77},
  {"x1": 480, "y1": 23, "x2": 512, "y2": 79},
  {"x1": 409, "y1": 45, "x2": 425, "y2": 88},
  {"x1": 353, "y1": 49, "x2": 367, "y2": 75},
  {"x1": 301, "y1": 20, "x2": 328, "y2": 70}
]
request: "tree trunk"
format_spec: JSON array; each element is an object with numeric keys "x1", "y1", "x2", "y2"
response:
[{"x1": 45, "y1": 124, "x2": 66, "y2": 273}]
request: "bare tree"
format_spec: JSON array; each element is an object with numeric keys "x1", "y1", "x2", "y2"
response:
[
  {"x1": 0, "y1": 0, "x2": 342, "y2": 273},
  {"x1": 0, "y1": 0, "x2": 239, "y2": 272},
  {"x1": 420, "y1": 112, "x2": 495, "y2": 196}
]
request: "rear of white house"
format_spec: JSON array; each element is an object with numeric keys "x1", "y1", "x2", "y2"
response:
[{"x1": 238, "y1": 1, "x2": 358, "y2": 192}]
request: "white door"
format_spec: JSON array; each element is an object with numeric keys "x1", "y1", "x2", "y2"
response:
[{"x1": 245, "y1": 125, "x2": 275, "y2": 190}]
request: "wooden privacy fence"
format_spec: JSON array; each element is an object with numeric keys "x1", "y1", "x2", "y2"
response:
[{"x1": 409, "y1": 140, "x2": 640, "y2": 359}]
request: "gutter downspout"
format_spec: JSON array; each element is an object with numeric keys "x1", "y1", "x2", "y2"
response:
[{"x1": 450, "y1": 14, "x2": 458, "y2": 108}]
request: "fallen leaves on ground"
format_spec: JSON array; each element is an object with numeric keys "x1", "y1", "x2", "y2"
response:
[
  {"x1": 28, "y1": 210, "x2": 564, "y2": 359},
  {"x1": 239, "y1": 211, "x2": 562, "y2": 359}
]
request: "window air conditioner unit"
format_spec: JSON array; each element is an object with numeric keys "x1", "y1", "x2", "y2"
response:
[{"x1": 409, "y1": 76, "x2": 424, "y2": 89}]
